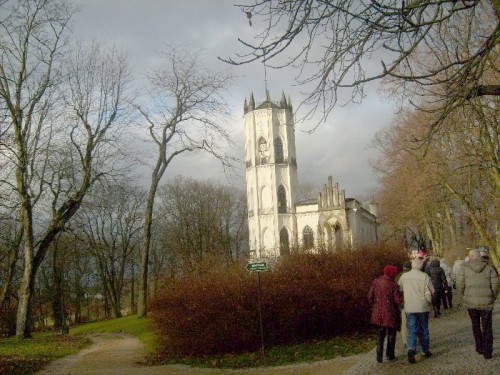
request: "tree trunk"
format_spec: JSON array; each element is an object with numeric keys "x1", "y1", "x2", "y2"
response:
[
  {"x1": 51, "y1": 244, "x2": 63, "y2": 329},
  {"x1": 137, "y1": 184, "x2": 157, "y2": 318}
]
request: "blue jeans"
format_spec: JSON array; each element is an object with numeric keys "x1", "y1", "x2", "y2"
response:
[{"x1": 406, "y1": 312, "x2": 430, "y2": 353}]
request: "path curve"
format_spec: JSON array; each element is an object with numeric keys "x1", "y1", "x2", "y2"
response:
[
  {"x1": 37, "y1": 303, "x2": 500, "y2": 374},
  {"x1": 36, "y1": 333, "x2": 356, "y2": 375}
]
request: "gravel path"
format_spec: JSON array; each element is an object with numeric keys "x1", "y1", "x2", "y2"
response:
[
  {"x1": 346, "y1": 303, "x2": 500, "y2": 375},
  {"x1": 37, "y1": 303, "x2": 500, "y2": 374}
]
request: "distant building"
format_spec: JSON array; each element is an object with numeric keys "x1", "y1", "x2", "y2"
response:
[{"x1": 244, "y1": 91, "x2": 378, "y2": 258}]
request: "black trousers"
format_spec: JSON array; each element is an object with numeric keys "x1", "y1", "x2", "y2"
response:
[
  {"x1": 377, "y1": 326, "x2": 396, "y2": 362},
  {"x1": 468, "y1": 309, "x2": 493, "y2": 357}
]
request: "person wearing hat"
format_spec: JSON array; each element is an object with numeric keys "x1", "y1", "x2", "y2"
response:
[
  {"x1": 398, "y1": 257, "x2": 435, "y2": 364},
  {"x1": 456, "y1": 248, "x2": 499, "y2": 359},
  {"x1": 368, "y1": 264, "x2": 403, "y2": 363}
]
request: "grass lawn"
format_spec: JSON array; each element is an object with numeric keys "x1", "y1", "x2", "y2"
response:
[
  {"x1": 146, "y1": 331, "x2": 376, "y2": 369},
  {"x1": 0, "y1": 333, "x2": 91, "y2": 375}
]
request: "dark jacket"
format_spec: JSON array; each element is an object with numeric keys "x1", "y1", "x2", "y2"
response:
[
  {"x1": 427, "y1": 259, "x2": 448, "y2": 293},
  {"x1": 368, "y1": 275, "x2": 403, "y2": 330}
]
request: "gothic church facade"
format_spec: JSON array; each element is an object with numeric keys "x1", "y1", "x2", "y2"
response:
[{"x1": 244, "y1": 91, "x2": 378, "y2": 258}]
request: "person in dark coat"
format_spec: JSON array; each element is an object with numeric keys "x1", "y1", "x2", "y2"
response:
[
  {"x1": 368, "y1": 264, "x2": 403, "y2": 363},
  {"x1": 426, "y1": 258, "x2": 448, "y2": 317}
]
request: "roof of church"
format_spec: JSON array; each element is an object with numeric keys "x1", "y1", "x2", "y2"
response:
[{"x1": 295, "y1": 198, "x2": 318, "y2": 206}]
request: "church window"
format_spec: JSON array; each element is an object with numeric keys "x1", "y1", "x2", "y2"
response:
[
  {"x1": 303, "y1": 226, "x2": 314, "y2": 250},
  {"x1": 280, "y1": 227, "x2": 290, "y2": 256},
  {"x1": 258, "y1": 137, "x2": 267, "y2": 164},
  {"x1": 277, "y1": 185, "x2": 287, "y2": 213},
  {"x1": 258, "y1": 137, "x2": 267, "y2": 152},
  {"x1": 274, "y1": 137, "x2": 284, "y2": 163}
]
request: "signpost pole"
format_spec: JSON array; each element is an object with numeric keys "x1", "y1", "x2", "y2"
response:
[
  {"x1": 246, "y1": 260, "x2": 268, "y2": 356},
  {"x1": 256, "y1": 272, "x2": 265, "y2": 356}
]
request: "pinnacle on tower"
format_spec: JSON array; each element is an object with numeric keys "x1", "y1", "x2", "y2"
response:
[
  {"x1": 280, "y1": 91, "x2": 287, "y2": 109},
  {"x1": 265, "y1": 89, "x2": 271, "y2": 105},
  {"x1": 287, "y1": 95, "x2": 293, "y2": 111},
  {"x1": 249, "y1": 93, "x2": 255, "y2": 111}
]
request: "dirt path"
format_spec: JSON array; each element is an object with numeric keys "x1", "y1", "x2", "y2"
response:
[
  {"x1": 37, "y1": 304, "x2": 500, "y2": 374},
  {"x1": 35, "y1": 334, "x2": 357, "y2": 375}
]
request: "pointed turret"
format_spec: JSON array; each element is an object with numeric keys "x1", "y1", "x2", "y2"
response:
[
  {"x1": 265, "y1": 89, "x2": 271, "y2": 107},
  {"x1": 280, "y1": 91, "x2": 287, "y2": 109},
  {"x1": 244, "y1": 98, "x2": 248, "y2": 114},
  {"x1": 249, "y1": 93, "x2": 255, "y2": 111},
  {"x1": 287, "y1": 95, "x2": 293, "y2": 111}
]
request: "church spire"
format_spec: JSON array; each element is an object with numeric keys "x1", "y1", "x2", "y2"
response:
[
  {"x1": 249, "y1": 92, "x2": 255, "y2": 111},
  {"x1": 280, "y1": 91, "x2": 287, "y2": 109}
]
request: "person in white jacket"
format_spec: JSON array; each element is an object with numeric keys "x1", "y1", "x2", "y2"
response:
[{"x1": 398, "y1": 257, "x2": 435, "y2": 364}]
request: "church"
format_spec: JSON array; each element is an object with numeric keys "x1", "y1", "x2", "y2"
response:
[{"x1": 244, "y1": 91, "x2": 378, "y2": 259}]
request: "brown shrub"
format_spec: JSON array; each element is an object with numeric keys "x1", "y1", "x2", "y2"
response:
[{"x1": 150, "y1": 245, "x2": 408, "y2": 357}]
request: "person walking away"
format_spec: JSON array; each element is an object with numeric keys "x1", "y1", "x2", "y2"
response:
[
  {"x1": 479, "y1": 248, "x2": 499, "y2": 276},
  {"x1": 452, "y1": 257, "x2": 464, "y2": 289},
  {"x1": 368, "y1": 264, "x2": 403, "y2": 363},
  {"x1": 398, "y1": 258, "x2": 435, "y2": 364},
  {"x1": 456, "y1": 248, "x2": 499, "y2": 359},
  {"x1": 440, "y1": 258, "x2": 453, "y2": 308},
  {"x1": 396, "y1": 261, "x2": 412, "y2": 349},
  {"x1": 426, "y1": 258, "x2": 448, "y2": 317}
]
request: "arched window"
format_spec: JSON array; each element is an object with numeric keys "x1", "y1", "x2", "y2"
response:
[
  {"x1": 274, "y1": 137, "x2": 284, "y2": 163},
  {"x1": 303, "y1": 226, "x2": 314, "y2": 250},
  {"x1": 277, "y1": 185, "x2": 287, "y2": 213},
  {"x1": 280, "y1": 227, "x2": 290, "y2": 256},
  {"x1": 258, "y1": 137, "x2": 267, "y2": 164}
]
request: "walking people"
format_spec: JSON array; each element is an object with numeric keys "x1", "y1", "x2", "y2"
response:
[
  {"x1": 396, "y1": 261, "x2": 412, "y2": 349},
  {"x1": 456, "y1": 248, "x2": 499, "y2": 359},
  {"x1": 398, "y1": 258, "x2": 435, "y2": 364},
  {"x1": 440, "y1": 258, "x2": 453, "y2": 308},
  {"x1": 452, "y1": 257, "x2": 464, "y2": 290},
  {"x1": 426, "y1": 258, "x2": 448, "y2": 317},
  {"x1": 368, "y1": 264, "x2": 403, "y2": 363}
]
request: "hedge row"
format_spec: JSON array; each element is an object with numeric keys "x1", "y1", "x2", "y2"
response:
[{"x1": 150, "y1": 246, "x2": 408, "y2": 356}]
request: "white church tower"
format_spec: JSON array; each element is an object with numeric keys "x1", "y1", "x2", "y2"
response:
[
  {"x1": 244, "y1": 91, "x2": 379, "y2": 259},
  {"x1": 244, "y1": 91, "x2": 298, "y2": 258}
]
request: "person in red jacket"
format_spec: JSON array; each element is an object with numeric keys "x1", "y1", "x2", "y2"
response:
[{"x1": 368, "y1": 264, "x2": 403, "y2": 363}]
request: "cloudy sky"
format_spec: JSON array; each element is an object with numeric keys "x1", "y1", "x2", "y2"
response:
[{"x1": 72, "y1": 0, "x2": 397, "y2": 200}]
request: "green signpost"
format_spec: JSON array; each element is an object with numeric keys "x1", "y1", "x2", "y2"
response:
[
  {"x1": 246, "y1": 261, "x2": 268, "y2": 272},
  {"x1": 246, "y1": 261, "x2": 268, "y2": 356}
]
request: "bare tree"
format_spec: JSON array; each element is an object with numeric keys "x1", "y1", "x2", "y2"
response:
[
  {"x1": 71, "y1": 184, "x2": 144, "y2": 318},
  {"x1": 156, "y1": 176, "x2": 248, "y2": 274},
  {"x1": 0, "y1": 0, "x2": 132, "y2": 337},
  {"x1": 136, "y1": 46, "x2": 234, "y2": 317},
  {"x1": 224, "y1": 0, "x2": 499, "y2": 129}
]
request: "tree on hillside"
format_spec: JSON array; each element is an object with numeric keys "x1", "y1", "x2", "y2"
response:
[
  {"x1": 136, "y1": 46, "x2": 234, "y2": 318},
  {"x1": 225, "y1": 0, "x2": 499, "y2": 128},
  {"x1": 0, "y1": 0, "x2": 133, "y2": 337}
]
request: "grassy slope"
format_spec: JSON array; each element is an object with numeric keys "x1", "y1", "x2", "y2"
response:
[{"x1": 0, "y1": 333, "x2": 91, "y2": 375}]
